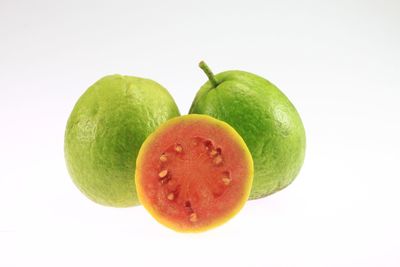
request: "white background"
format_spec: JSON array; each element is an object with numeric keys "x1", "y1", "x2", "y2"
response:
[{"x1": 1, "y1": 0, "x2": 399, "y2": 266}]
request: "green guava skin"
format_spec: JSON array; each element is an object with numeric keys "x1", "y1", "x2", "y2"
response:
[
  {"x1": 189, "y1": 70, "x2": 306, "y2": 199},
  {"x1": 65, "y1": 75, "x2": 180, "y2": 207}
]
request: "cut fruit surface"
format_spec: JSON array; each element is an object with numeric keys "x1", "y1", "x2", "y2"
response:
[{"x1": 135, "y1": 114, "x2": 253, "y2": 233}]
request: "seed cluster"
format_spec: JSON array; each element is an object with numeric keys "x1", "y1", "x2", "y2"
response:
[{"x1": 156, "y1": 138, "x2": 233, "y2": 223}]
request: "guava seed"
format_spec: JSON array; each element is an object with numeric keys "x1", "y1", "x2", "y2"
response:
[
  {"x1": 213, "y1": 156, "x2": 223, "y2": 165},
  {"x1": 210, "y1": 149, "x2": 218, "y2": 156},
  {"x1": 222, "y1": 177, "x2": 231, "y2": 185},
  {"x1": 189, "y1": 213, "x2": 198, "y2": 222},
  {"x1": 174, "y1": 145, "x2": 183, "y2": 152},
  {"x1": 167, "y1": 193, "x2": 174, "y2": 200},
  {"x1": 159, "y1": 169, "x2": 168, "y2": 178},
  {"x1": 159, "y1": 154, "x2": 167, "y2": 162}
]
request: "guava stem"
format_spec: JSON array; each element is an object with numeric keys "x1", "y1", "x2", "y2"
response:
[{"x1": 199, "y1": 61, "x2": 218, "y2": 88}]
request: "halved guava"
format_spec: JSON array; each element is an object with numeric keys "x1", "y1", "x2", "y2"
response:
[{"x1": 135, "y1": 114, "x2": 253, "y2": 233}]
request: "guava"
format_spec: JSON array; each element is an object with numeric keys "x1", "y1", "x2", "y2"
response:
[
  {"x1": 189, "y1": 61, "x2": 306, "y2": 199},
  {"x1": 64, "y1": 74, "x2": 180, "y2": 207},
  {"x1": 135, "y1": 114, "x2": 253, "y2": 232}
]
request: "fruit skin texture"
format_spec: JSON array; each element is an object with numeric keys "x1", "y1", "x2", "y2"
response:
[
  {"x1": 190, "y1": 68, "x2": 306, "y2": 199},
  {"x1": 65, "y1": 75, "x2": 180, "y2": 207},
  {"x1": 135, "y1": 114, "x2": 253, "y2": 233}
]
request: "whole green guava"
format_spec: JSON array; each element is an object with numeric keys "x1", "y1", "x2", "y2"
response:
[
  {"x1": 65, "y1": 75, "x2": 180, "y2": 207},
  {"x1": 189, "y1": 62, "x2": 306, "y2": 199}
]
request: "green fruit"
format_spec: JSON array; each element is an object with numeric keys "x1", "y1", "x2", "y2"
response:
[
  {"x1": 189, "y1": 61, "x2": 306, "y2": 199},
  {"x1": 65, "y1": 75, "x2": 180, "y2": 207}
]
